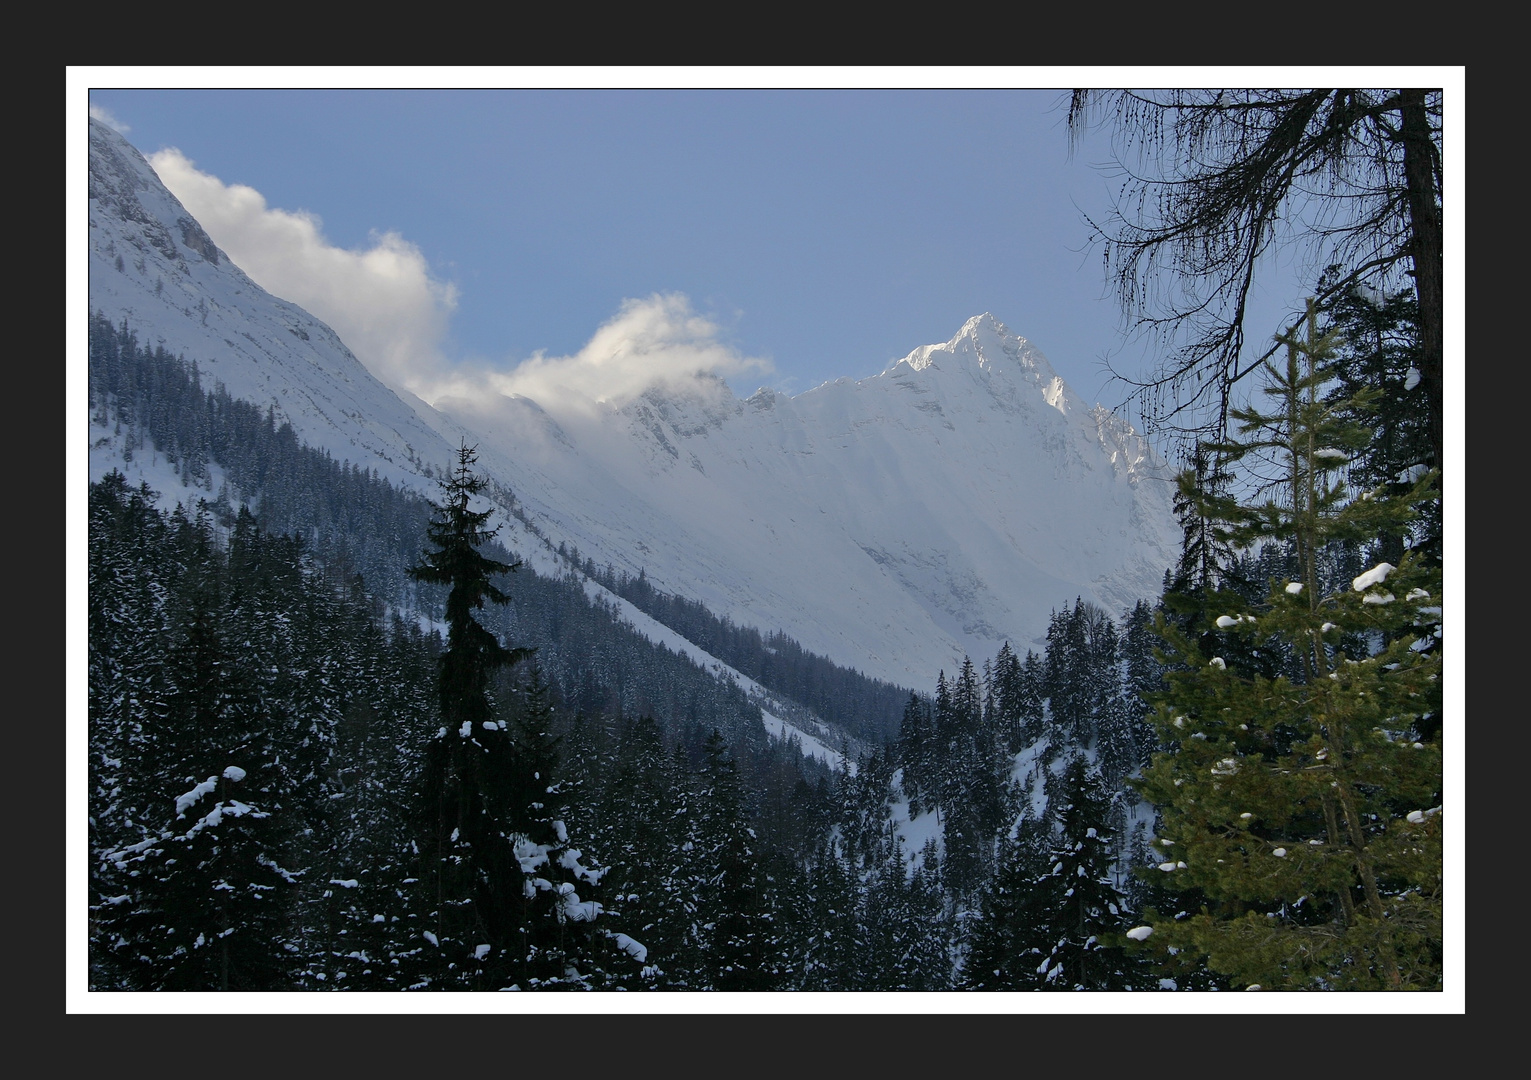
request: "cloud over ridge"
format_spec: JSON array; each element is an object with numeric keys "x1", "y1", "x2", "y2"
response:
[
  {"x1": 146, "y1": 152, "x2": 771, "y2": 420},
  {"x1": 481, "y1": 293, "x2": 771, "y2": 411},
  {"x1": 148, "y1": 147, "x2": 458, "y2": 395}
]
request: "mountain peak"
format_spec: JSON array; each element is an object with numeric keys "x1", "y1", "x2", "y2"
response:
[
  {"x1": 889, "y1": 313, "x2": 1061, "y2": 390},
  {"x1": 957, "y1": 311, "x2": 1006, "y2": 338},
  {"x1": 90, "y1": 117, "x2": 223, "y2": 271},
  {"x1": 442, "y1": 308, "x2": 1181, "y2": 686},
  {"x1": 88, "y1": 121, "x2": 1179, "y2": 693}
]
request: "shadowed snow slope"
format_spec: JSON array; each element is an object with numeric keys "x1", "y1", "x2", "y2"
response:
[{"x1": 433, "y1": 314, "x2": 1181, "y2": 689}]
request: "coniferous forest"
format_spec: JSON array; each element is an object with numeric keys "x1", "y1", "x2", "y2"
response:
[
  {"x1": 88, "y1": 291, "x2": 1443, "y2": 992},
  {"x1": 87, "y1": 90, "x2": 1445, "y2": 993}
]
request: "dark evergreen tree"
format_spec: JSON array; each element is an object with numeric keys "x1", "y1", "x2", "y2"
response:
[
  {"x1": 859, "y1": 854, "x2": 953, "y2": 990},
  {"x1": 1043, "y1": 602, "x2": 1092, "y2": 748},
  {"x1": 986, "y1": 642, "x2": 1043, "y2": 755},
  {"x1": 934, "y1": 660, "x2": 993, "y2": 896},
  {"x1": 1016, "y1": 649, "x2": 1046, "y2": 749},
  {"x1": 501, "y1": 667, "x2": 645, "y2": 989},
  {"x1": 1120, "y1": 599, "x2": 1164, "y2": 771},
  {"x1": 966, "y1": 757, "x2": 1141, "y2": 990},
  {"x1": 792, "y1": 836, "x2": 858, "y2": 990},
  {"x1": 896, "y1": 690, "x2": 935, "y2": 819},
  {"x1": 91, "y1": 484, "x2": 304, "y2": 990},
  {"x1": 575, "y1": 715, "x2": 678, "y2": 986},
  {"x1": 691, "y1": 729, "x2": 774, "y2": 990},
  {"x1": 1316, "y1": 270, "x2": 1440, "y2": 568},
  {"x1": 961, "y1": 819, "x2": 1052, "y2": 990},
  {"x1": 88, "y1": 474, "x2": 179, "y2": 879},
  {"x1": 407, "y1": 441, "x2": 532, "y2": 737},
  {"x1": 1080, "y1": 604, "x2": 1133, "y2": 789},
  {"x1": 98, "y1": 764, "x2": 297, "y2": 991},
  {"x1": 1040, "y1": 755, "x2": 1143, "y2": 990},
  {"x1": 398, "y1": 438, "x2": 525, "y2": 983},
  {"x1": 398, "y1": 444, "x2": 637, "y2": 989}
]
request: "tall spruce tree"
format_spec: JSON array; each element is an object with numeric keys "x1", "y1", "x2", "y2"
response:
[
  {"x1": 935, "y1": 660, "x2": 996, "y2": 896},
  {"x1": 897, "y1": 690, "x2": 935, "y2": 819},
  {"x1": 1121, "y1": 599, "x2": 1164, "y2": 772},
  {"x1": 692, "y1": 729, "x2": 774, "y2": 990},
  {"x1": 400, "y1": 443, "x2": 640, "y2": 989},
  {"x1": 1128, "y1": 303, "x2": 1443, "y2": 991},
  {"x1": 961, "y1": 819, "x2": 1053, "y2": 989},
  {"x1": 1038, "y1": 755, "x2": 1143, "y2": 990},
  {"x1": 408, "y1": 442, "x2": 532, "y2": 735}
]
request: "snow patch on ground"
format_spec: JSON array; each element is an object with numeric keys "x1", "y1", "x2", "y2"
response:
[
  {"x1": 759, "y1": 710, "x2": 846, "y2": 772},
  {"x1": 580, "y1": 576, "x2": 850, "y2": 772}
]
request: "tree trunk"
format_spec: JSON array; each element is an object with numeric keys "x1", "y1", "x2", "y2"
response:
[{"x1": 1398, "y1": 88, "x2": 1444, "y2": 477}]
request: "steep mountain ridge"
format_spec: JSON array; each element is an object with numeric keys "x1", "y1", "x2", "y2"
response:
[
  {"x1": 88, "y1": 117, "x2": 459, "y2": 491},
  {"x1": 86, "y1": 116, "x2": 1180, "y2": 695},
  {"x1": 433, "y1": 314, "x2": 1181, "y2": 688}
]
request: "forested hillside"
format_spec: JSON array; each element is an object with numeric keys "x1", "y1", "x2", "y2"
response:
[
  {"x1": 87, "y1": 272, "x2": 1445, "y2": 991},
  {"x1": 84, "y1": 315, "x2": 1161, "y2": 989},
  {"x1": 86, "y1": 466, "x2": 1176, "y2": 989},
  {"x1": 85, "y1": 85, "x2": 1447, "y2": 996},
  {"x1": 89, "y1": 312, "x2": 899, "y2": 752}
]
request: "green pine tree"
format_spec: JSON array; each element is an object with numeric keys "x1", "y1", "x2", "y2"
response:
[{"x1": 1127, "y1": 302, "x2": 1443, "y2": 991}]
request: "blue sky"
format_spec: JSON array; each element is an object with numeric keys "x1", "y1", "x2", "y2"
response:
[
  {"x1": 77, "y1": 79, "x2": 1244, "y2": 411},
  {"x1": 77, "y1": 72, "x2": 1456, "y2": 444}
]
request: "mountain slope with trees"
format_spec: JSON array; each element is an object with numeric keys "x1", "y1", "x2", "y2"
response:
[{"x1": 84, "y1": 85, "x2": 1449, "y2": 993}]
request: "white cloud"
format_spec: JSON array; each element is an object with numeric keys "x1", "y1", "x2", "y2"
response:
[
  {"x1": 143, "y1": 152, "x2": 767, "y2": 416},
  {"x1": 89, "y1": 104, "x2": 129, "y2": 133},
  {"x1": 147, "y1": 148, "x2": 457, "y2": 395},
  {"x1": 464, "y1": 293, "x2": 771, "y2": 414}
]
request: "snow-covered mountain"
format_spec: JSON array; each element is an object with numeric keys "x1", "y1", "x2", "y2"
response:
[
  {"x1": 86, "y1": 116, "x2": 1180, "y2": 693},
  {"x1": 87, "y1": 117, "x2": 460, "y2": 492},
  {"x1": 429, "y1": 315, "x2": 1181, "y2": 688}
]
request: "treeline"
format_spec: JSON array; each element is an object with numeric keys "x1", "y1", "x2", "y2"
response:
[
  {"x1": 87, "y1": 311, "x2": 904, "y2": 749},
  {"x1": 594, "y1": 562, "x2": 910, "y2": 743}
]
